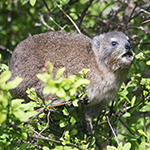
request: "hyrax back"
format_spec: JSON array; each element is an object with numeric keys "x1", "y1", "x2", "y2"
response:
[
  {"x1": 9, "y1": 31, "x2": 134, "y2": 134},
  {"x1": 9, "y1": 32, "x2": 94, "y2": 99}
]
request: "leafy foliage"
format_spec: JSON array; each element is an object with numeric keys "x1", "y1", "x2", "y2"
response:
[{"x1": 0, "y1": 0, "x2": 150, "y2": 149}]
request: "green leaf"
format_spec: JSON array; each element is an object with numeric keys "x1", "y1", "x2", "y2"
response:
[
  {"x1": 62, "y1": 107, "x2": 69, "y2": 116},
  {"x1": 43, "y1": 84, "x2": 58, "y2": 94},
  {"x1": 11, "y1": 100, "x2": 37, "y2": 122},
  {"x1": 69, "y1": 88, "x2": 77, "y2": 96},
  {"x1": 119, "y1": 92, "x2": 130, "y2": 103},
  {"x1": 56, "y1": 87, "x2": 66, "y2": 98},
  {"x1": 0, "y1": 53, "x2": 2, "y2": 61},
  {"x1": 21, "y1": 132, "x2": 28, "y2": 140},
  {"x1": 20, "y1": 101, "x2": 37, "y2": 111},
  {"x1": 43, "y1": 146, "x2": 50, "y2": 150},
  {"x1": 70, "y1": 116, "x2": 76, "y2": 125},
  {"x1": 89, "y1": 137, "x2": 96, "y2": 147},
  {"x1": 20, "y1": 0, "x2": 27, "y2": 5},
  {"x1": 146, "y1": 60, "x2": 150, "y2": 65},
  {"x1": 2, "y1": 77, "x2": 23, "y2": 90},
  {"x1": 37, "y1": 73, "x2": 51, "y2": 83},
  {"x1": 59, "y1": 119, "x2": 68, "y2": 128},
  {"x1": 107, "y1": 145, "x2": 117, "y2": 150},
  {"x1": 72, "y1": 99, "x2": 78, "y2": 107},
  {"x1": 0, "y1": 95, "x2": 8, "y2": 107},
  {"x1": 140, "y1": 104, "x2": 150, "y2": 112},
  {"x1": 122, "y1": 142, "x2": 131, "y2": 150},
  {"x1": 19, "y1": 143, "x2": 29, "y2": 150},
  {"x1": 11, "y1": 99, "x2": 24, "y2": 107},
  {"x1": 138, "y1": 129, "x2": 147, "y2": 138},
  {"x1": 29, "y1": 0, "x2": 36, "y2": 6},
  {"x1": 64, "y1": 130, "x2": 70, "y2": 141},
  {"x1": 117, "y1": 143, "x2": 123, "y2": 150},
  {"x1": 70, "y1": 129, "x2": 78, "y2": 136},
  {"x1": 0, "y1": 109, "x2": 7, "y2": 124},
  {"x1": 131, "y1": 96, "x2": 136, "y2": 107},
  {"x1": 56, "y1": 67, "x2": 66, "y2": 79},
  {"x1": 1, "y1": 64, "x2": 9, "y2": 71},
  {"x1": 0, "y1": 71, "x2": 11, "y2": 84},
  {"x1": 74, "y1": 79, "x2": 90, "y2": 88},
  {"x1": 14, "y1": 110, "x2": 37, "y2": 122},
  {"x1": 122, "y1": 112, "x2": 131, "y2": 118},
  {"x1": 78, "y1": 68, "x2": 90, "y2": 78}
]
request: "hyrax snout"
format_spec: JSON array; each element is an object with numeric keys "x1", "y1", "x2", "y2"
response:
[{"x1": 9, "y1": 31, "x2": 134, "y2": 134}]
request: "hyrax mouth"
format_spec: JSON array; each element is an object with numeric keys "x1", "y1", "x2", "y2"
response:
[{"x1": 122, "y1": 51, "x2": 133, "y2": 58}]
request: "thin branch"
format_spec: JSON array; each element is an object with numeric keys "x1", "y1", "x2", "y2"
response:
[
  {"x1": 87, "y1": 110, "x2": 103, "y2": 147},
  {"x1": 130, "y1": 5, "x2": 150, "y2": 21},
  {"x1": 28, "y1": 102, "x2": 52, "y2": 122},
  {"x1": 77, "y1": 0, "x2": 94, "y2": 28},
  {"x1": 124, "y1": 3, "x2": 138, "y2": 31},
  {"x1": 0, "y1": 45, "x2": 12, "y2": 54},
  {"x1": 107, "y1": 116, "x2": 119, "y2": 145},
  {"x1": 53, "y1": 0, "x2": 81, "y2": 34},
  {"x1": 142, "y1": 19, "x2": 150, "y2": 25},
  {"x1": 140, "y1": 9, "x2": 150, "y2": 15},
  {"x1": 42, "y1": 0, "x2": 67, "y2": 30},
  {"x1": 42, "y1": 0, "x2": 51, "y2": 12},
  {"x1": 138, "y1": 48, "x2": 150, "y2": 59},
  {"x1": 128, "y1": 26, "x2": 150, "y2": 34},
  {"x1": 137, "y1": 77, "x2": 147, "y2": 133},
  {"x1": 39, "y1": 13, "x2": 55, "y2": 31},
  {"x1": 119, "y1": 118, "x2": 134, "y2": 135},
  {"x1": 138, "y1": 32, "x2": 146, "y2": 49},
  {"x1": 38, "y1": 109, "x2": 51, "y2": 135},
  {"x1": 49, "y1": 16, "x2": 67, "y2": 30},
  {"x1": 29, "y1": 135, "x2": 85, "y2": 150}
]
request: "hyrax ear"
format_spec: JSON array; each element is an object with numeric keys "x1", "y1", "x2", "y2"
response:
[
  {"x1": 92, "y1": 34, "x2": 105, "y2": 55},
  {"x1": 92, "y1": 35, "x2": 100, "y2": 52}
]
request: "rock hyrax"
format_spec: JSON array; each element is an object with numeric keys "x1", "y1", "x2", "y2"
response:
[{"x1": 9, "y1": 31, "x2": 134, "y2": 134}]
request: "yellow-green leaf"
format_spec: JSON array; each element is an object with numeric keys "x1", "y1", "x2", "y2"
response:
[
  {"x1": 0, "y1": 71, "x2": 11, "y2": 84},
  {"x1": 2, "y1": 77, "x2": 23, "y2": 90},
  {"x1": 29, "y1": 0, "x2": 36, "y2": 6}
]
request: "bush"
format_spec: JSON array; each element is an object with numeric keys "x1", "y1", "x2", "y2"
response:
[{"x1": 0, "y1": 0, "x2": 150, "y2": 149}]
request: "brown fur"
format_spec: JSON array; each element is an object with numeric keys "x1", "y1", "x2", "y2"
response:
[{"x1": 9, "y1": 31, "x2": 134, "y2": 134}]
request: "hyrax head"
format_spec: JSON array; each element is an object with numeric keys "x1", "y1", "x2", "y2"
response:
[{"x1": 92, "y1": 31, "x2": 135, "y2": 71}]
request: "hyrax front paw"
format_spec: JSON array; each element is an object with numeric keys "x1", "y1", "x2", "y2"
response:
[
  {"x1": 85, "y1": 121, "x2": 93, "y2": 136},
  {"x1": 83, "y1": 117, "x2": 93, "y2": 136}
]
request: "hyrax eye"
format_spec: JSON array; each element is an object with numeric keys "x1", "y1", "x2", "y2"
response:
[{"x1": 111, "y1": 41, "x2": 118, "y2": 46}]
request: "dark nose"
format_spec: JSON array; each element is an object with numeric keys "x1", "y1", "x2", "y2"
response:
[{"x1": 125, "y1": 43, "x2": 132, "y2": 50}]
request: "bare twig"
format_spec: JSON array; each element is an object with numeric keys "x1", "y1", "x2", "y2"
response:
[
  {"x1": 42, "y1": 0, "x2": 51, "y2": 12},
  {"x1": 124, "y1": 3, "x2": 138, "y2": 31},
  {"x1": 28, "y1": 125, "x2": 84, "y2": 150},
  {"x1": 140, "y1": 9, "x2": 150, "y2": 15},
  {"x1": 138, "y1": 48, "x2": 150, "y2": 59},
  {"x1": 128, "y1": 26, "x2": 150, "y2": 34},
  {"x1": 28, "y1": 102, "x2": 52, "y2": 122},
  {"x1": 38, "y1": 109, "x2": 51, "y2": 135},
  {"x1": 137, "y1": 32, "x2": 148, "y2": 51},
  {"x1": 39, "y1": 13, "x2": 55, "y2": 31},
  {"x1": 87, "y1": 110, "x2": 103, "y2": 147},
  {"x1": 29, "y1": 135, "x2": 85, "y2": 150},
  {"x1": 137, "y1": 78, "x2": 147, "y2": 133},
  {"x1": 107, "y1": 116, "x2": 119, "y2": 145},
  {"x1": 49, "y1": 16, "x2": 67, "y2": 30},
  {"x1": 130, "y1": 5, "x2": 150, "y2": 21},
  {"x1": 0, "y1": 45, "x2": 12, "y2": 54},
  {"x1": 119, "y1": 118, "x2": 134, "y2": 135},
  {"x1": 142, "y1": 19, "x2": 150, "y2": 25},
  {"x1": 77, "y1": 0, "x2": 94, "y2": 28},
  {"x1": 53, "y1": 0, "x2": 81, "y2": 34}
]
